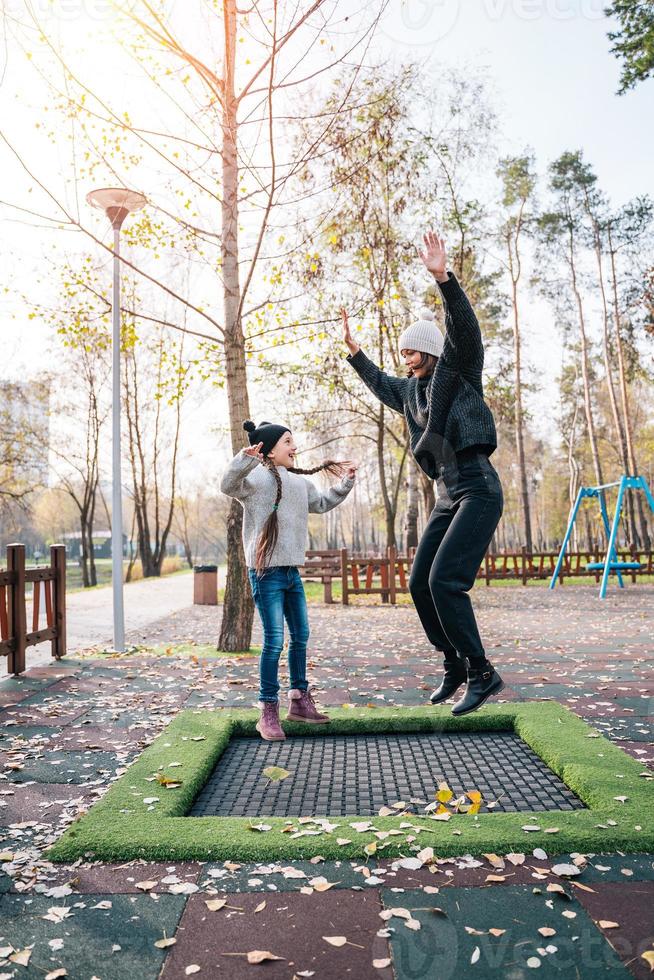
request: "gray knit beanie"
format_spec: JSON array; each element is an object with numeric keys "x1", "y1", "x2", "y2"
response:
[{"x1": 397, "y1": 309, "x2": 444, "y2": 358}]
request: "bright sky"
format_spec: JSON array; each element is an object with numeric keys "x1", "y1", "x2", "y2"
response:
[{"x1": 1, "y1": 0, "x2": 652, "y2": 471}]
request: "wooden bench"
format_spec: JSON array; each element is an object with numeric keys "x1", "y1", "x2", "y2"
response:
[{"x1": 299, "y1": 550, "x2": 341, "y2": 603}]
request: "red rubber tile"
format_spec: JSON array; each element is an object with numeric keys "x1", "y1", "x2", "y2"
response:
[
  {"x1": 572, "y1": 881, "x2": 654, "y2": 979},
  {"x1": 159, "y1": 888, "x2": 391, "y2": 980}
]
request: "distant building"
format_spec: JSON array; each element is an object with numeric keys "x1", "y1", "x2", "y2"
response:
[
  {"x1": 62, "y1": 531, "x2": 127, "y2": 560},
  {"x1": 0, "y1": 381, "x2": 50, "y2": 487}
]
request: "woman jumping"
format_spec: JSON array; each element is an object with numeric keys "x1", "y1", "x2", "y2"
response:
[{"x1": 341, "y1": 231, "x2": 504, "y2": 715}]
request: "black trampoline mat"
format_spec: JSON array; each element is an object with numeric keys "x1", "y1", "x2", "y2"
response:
[{"x1": 189, "y1": 731, "x2": 585, "y2": 818}]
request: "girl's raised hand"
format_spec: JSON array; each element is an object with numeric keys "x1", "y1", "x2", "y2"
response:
[
  {"x1": 244, "y1": 441, "x2": 264, "y2": 461},
  {"x1": 340, "y1": 308, "x2": 360, "y2": 356},
  {"x1": 418, "y1": 230, "x2": 448, "y2": 282}
]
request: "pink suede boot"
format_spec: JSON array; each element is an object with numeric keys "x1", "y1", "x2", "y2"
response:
[
  {"x1": 287, "y1": 688, "x2": 330, "y2": 724},
  {"x1": 256, "y1": 701, "x2": 286, "y2": 741}
]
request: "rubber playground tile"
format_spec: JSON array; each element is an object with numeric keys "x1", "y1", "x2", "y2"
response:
[
  {"x1": 581, "y1": 854, "x2": 654, "y2": 882},
  {"x1": 11, "y1": 749, "x2": 129, "y2": 784},
  {"x1": 382, "y1": 884, "x2": 630, "y2": 979},
  {"x1": 612, "y1": 741, "x2": 654, "y2": 764},
  {"x1": 591, "y1": 719, "x2": 652, "y2": 741},
  {"x1": 42, "y1": 861, "x2": 203, "y2": 894},
  {"x1": 0, "y1": 892, "x2": 186, "y2": 979},
  {"x1": 0, "y1": 725, "x2": 54, "y2": 742},
  {"x1": 159, "y1": 887, "x2": 390, "y2": 980},
  {"x1": 0, "y1": 677, "x2": 56, "y2": 694},
  {"x1": 50, "y1": 724, "x2": 151, "y2": 752},
  {"x1": 198, "y1": 860, "x2": 368, "y2": 893},
  {"x1": 0, "y1": 874, "x2": 11, "y2": 894},
  {"x1": 0, "y1": 782, "x2": 92, "y2": 826},
  {"x1": 0, "y1": 704, "x2": 89, "y2": 728},
  {"x1": 572, "y1": 881, "x2": 654, "y2": 979},
  {"x1": 71, "y1": 707, "x2": 168, "y2": 729}
]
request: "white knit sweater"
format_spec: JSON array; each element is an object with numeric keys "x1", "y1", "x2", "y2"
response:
[{"x1": 220, "y1": 450, "x2": 355, "y2": 569}]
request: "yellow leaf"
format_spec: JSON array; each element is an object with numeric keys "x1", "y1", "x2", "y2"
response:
[
  {"x1": 641, "y1": 950, "x2": 654, "y2": 971},
  {"x1": 467, "y1": 790, "x2": 483, "y2": 804},
  {"x1": 436, "y1": 781, "x2": 453, "y2": 804}
]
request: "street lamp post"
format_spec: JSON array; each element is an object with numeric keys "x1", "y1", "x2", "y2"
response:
[{"x1": 86, "y1": 187, "x2": 147, "y2": 652}]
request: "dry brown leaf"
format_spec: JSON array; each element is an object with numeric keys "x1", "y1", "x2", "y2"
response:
[
  {"x1": 489, "y1": 928, "x2": 506, "y2": 937},
  {"x1": 185, "y1": 967, "x2": 201, "y2": 975},
  {"x1": 538, "y1": 927, "x2": 556, "y2": 937},
  {"x1": 255, "y1": 901, "x2": 266, "y2": 913},
  {"x1": 45, "y1": 971, "x2": 68, "y2": 980},
  {"x1": 506, "y1": 853, "x2": 526, "y2": 866},
  {"x1": 571, "y1": 881, "x2": 596, "y2": 893},
  {"x1": 9, "y1": 949, "x2": 32, "y2": 967},
  {"x1": 597, "y1": 920, "x2": 620, "y2": 929},
  {"x1": 154, "y1": 938, "x2": 177, "y2": 949},
  {"x1": 373, "y1": 958, "x2": 392, "y2": 969},
  {"x1": 205, "y1": 899, "x2": 227, "y2": 912},
  {"x1": 323, "y1": 936, "x2": 347, "y2": 947},
  {"x1": 485, "y1": 874, "x2": 508, "y2": 883},
  {"x1": 247, "y1": 951, "x2": 285, "y2": 964},
  {"x1": 135, "y1": 880, "x2": 158, "y2": 891}
]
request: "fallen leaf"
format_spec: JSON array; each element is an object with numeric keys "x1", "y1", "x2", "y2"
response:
[
  {"x1": 436, "y1": 781, "x2": 453, "y2": 804},
  {"x1": 247, "y1": 951, "x2": 284, "y2": 964},
  {"x1": 45, "y1": 971, "x2": 67, "y2": 980},
  {"x1": 136, "y1": 880, "x2": 158, "y2": 892},
  {"x1": 255, "y1": 901, "x2": 266, "y2": 913},
  {"x1": 538, "y1": 927, "x2": 556, "y2": 937},
  {"x1": 489, "y1": 928, "x2": 506, "y2": 937},
  {"x1": 640, "y1": 950, "x2": 654, "y2": 971},
  {"x1": 185, "y1": 967, "x2": 201, "y2": 976},
  {"x1": 485, "y1": 874, "x2": 508, "y2": 883},
  {"x1": 373, "y1": 959, "x2": 391, "y2": 969},
  {"x1": 597, "y1": 920, "x2": 619, "y2": 929},
  {"x1": 154, "y1": 938, "x2": 177, "y2": 949},
  {"x1": 471, "y1": 946, "x2": 480, "y2": 964},
  {"x1": 323, "y1": 936, "x2": 347, "y2": 947},
  {"x1": 526, "y1": 956, "x2": 541, "y2": 968},
  {"x1": 262, "y1": 766, "x2": 291, "y2": 782},
  {"x1": 551, "y1": 864, "x2": 580, "y2": 877},
  {"x1": 9, "y1": 949, "x2": 32, "y2": 967}
]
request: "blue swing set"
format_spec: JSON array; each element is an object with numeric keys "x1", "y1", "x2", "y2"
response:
[{"x1": 549, "y1": 474, "x2": 654, "y2": 599}]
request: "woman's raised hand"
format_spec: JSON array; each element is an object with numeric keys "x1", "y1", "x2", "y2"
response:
[
  {"x1": 418, "y1": 230, "x2": 449, "y2": 282},
  {"x1": 340, "y1": 308, "x2": 360, "y2": 356},
  {"x1": 244, "y1": 441, "x2": 264, "y2": 461}
]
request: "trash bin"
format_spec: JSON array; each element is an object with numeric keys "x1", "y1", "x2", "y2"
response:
[{"x1": 193, "y1": 565, "x2": 218, "y2": 605}]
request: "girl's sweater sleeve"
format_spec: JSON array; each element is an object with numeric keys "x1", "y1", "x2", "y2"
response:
[
  {"x1": 437, "y1": 273, "x2": 484, "y2": 394},
  {"x1": 345, "y1": 350, "x2": 408, "y2": 413},
  {"x1": 306, "y1": 474, "x2": 355, "y2": 514},
  {"x1": 220, "y1": 450, "x2": 260, "y2": 500}
]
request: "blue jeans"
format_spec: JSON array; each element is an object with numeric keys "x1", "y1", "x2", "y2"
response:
[{"x1": 248, "y1": 566, "x2": 310, "y2": 703}]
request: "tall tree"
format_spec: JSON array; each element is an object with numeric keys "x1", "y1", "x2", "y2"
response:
[
  {"x1": 606, "y1": 0, "x2": 654, "y2": 92},
  {"x1": 496, "y1": 153, "x2": 537, "y2": 551},
  {"x1": 4, "y1": 0, "x2": 387, "y2": 649}
]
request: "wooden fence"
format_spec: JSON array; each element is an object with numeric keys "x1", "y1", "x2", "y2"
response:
[
  {"x1": 299, "y1": 546, "x2": 654, "y2": 605},
  {"x1": 0, "y1": 544, "x2": 66, "y2": 675}
]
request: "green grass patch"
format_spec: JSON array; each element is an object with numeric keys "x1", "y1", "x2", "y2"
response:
[
  {"x1": 76, "y1": 643, "x2": 261, "y2": 660},
  {"x1": 47, "y1": 702, "x2": 653, "y2": 864}
]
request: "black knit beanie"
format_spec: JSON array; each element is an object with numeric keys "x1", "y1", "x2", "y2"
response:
[{"x1": 243, "y1": 419, "x2": 292, "y2": 457}]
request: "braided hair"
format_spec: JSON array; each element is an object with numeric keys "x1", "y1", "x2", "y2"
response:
[{"x1": 254, "y1": 456, "x2": 348, "y2": 575}]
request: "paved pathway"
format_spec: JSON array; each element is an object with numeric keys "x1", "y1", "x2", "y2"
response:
[
  {"x1": 4, "y1": 571, "x2": 194, "y2": 676},
  {"x1": 0, "y1": 584, "x2": 652, "y2": 979}
]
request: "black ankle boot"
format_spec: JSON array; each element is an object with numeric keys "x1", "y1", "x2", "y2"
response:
[
  {"x1": 451, "y1": 660, "x2": 505, "y2": 716},
  {"x1": 430, "y1": 658, "x2": 467, "y2": 705}
]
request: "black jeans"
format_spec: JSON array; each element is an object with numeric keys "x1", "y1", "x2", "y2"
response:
[{"x1": 409, "y1": 451, "x2": 503, "y2": 662}]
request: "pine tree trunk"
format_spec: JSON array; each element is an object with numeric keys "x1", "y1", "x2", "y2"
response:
[
  {"x1": 607, "y1": 225, "x2": 651, "y2": 549},
  {"x1": 217, "y1": 0, "x2": 255, "y2": 652}
]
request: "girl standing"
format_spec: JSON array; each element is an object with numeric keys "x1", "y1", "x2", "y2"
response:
[
  {"x1": 341, "y1": 231, "x2": 504, "y2": 715},
  {"x1": 220, "y1": 419, "x2": 357, "y2": 740}
]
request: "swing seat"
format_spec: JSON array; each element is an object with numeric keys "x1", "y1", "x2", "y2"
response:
[{"x1": 585, "y1": 561, "x2": 643, "y2": 571}]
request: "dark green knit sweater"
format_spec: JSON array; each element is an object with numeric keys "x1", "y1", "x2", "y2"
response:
[{"x1": 346, "y1": 272, "x2": 497, "y2": 479}]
